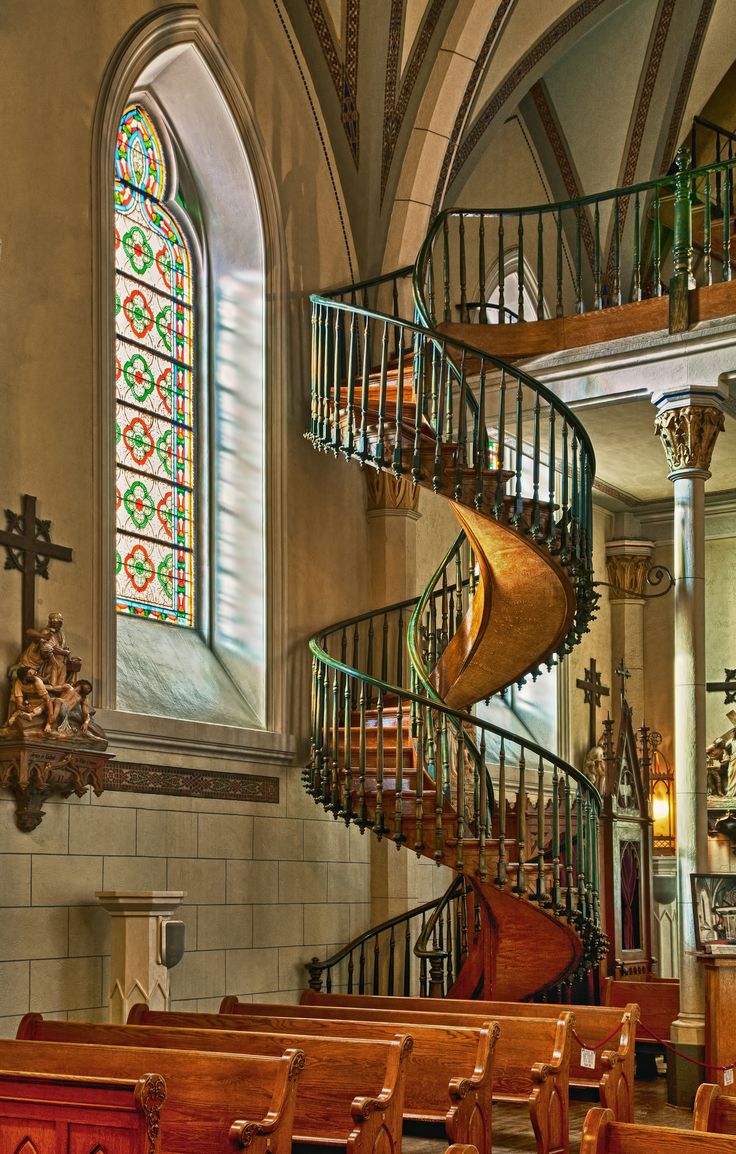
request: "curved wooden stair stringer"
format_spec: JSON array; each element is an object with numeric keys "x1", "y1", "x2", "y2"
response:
[{"x1": 434, "y1": 503, "x2": 577, "y2": 710}]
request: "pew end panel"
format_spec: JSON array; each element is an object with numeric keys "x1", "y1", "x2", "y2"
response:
[
  {"x1": 5, "y1": 1032, "x2": 303, "y2": 1154},
  {"x1": 693, "y1": 1084, "x2": 736, "y2": 1134},
  {"x1": 582, "y1": 1106, "x2": 736, "y2": 1154},
  {"x1": 0, "y1": 1069, "x2": 166, "y2": 1154},
  {"x1": 526, "y1": 1013, "x2": 572, "y2": 1154},
  {"x1": 596, "y1": 1006, "x2": 639, "y2": 1123}
]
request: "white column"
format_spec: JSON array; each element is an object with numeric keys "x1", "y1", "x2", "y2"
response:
[{"x1": 653, "y1": 390, "x2": 724, "y2": 1100}]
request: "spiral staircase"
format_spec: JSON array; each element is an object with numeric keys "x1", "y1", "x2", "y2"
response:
[{"x1": 303, "y1": 138, "x2": 736, "y2": 1001}]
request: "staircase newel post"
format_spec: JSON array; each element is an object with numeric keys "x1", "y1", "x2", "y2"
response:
[{"x1": 669, "y1": 144, "x2": 693, "y2": 334}]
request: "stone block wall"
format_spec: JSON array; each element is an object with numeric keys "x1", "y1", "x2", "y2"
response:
[{"x1": 0, "y1": 767, "x2": 372, "y2": 1036}]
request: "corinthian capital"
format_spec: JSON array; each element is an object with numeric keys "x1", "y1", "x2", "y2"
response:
[{"x1": 654, "y1": 404, "x2": 724, "y2": 477}]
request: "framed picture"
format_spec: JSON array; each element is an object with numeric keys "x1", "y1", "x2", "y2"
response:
[{"x1": 691, "y1": 873, "x2": 736, "y2": 951}]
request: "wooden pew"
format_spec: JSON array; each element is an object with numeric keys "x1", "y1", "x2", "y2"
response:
[
  {"x1": 0, "y1": 1068, "x2": 165, "y2": 1154},
  {"x1": 296, "y1": 989, "x2": 639, "y2": 1121},
  {"x1": 1, "y1": 1036, "x2": 301, "y2": 1154},
  {"x1": 118, "y1": 1006, "x2": 497, "y2": 1152},
  {"x1": 694, "y1": 1085, "x2": 736, "y2": 1133},
  {"x1": 18, "y1": 1015, "x2": 411, "y2": 1154},
  {"x1": 603, "y1": 976, "x2": 679, "y2": 1076},
  {"x1": 126, "y1": 1005, "x2": 572, "y2": 1154},
  {"x1": 580, "y1": 1106, "x2": 736, "y2": 1154}
]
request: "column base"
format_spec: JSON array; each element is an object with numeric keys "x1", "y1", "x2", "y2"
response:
[{"x1": 666, "y1": 1040, "x2": 705, "y2": 1107}]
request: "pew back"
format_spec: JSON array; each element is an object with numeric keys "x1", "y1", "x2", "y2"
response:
[
  {"x1": 18, "y1": 1015, "x2": 411, "y2": 1154},
  {"x1": 3, "y1": 1035, "x2": 300, "y2": 1154},
  {"x1": 126, "y1": 1005, "x2": 572, "y2": 1154},
  {"x1": 694, "y1": 1085, "x2": 736, "y2": 1134},
  {"x1": 580, "y1": 1106, "x2": 736, "y2": 1154},
  {"x1": 602, "y1": 977, "x2": 678, "y2": 1044},
  {"x1": 0, "y1": 1069, "x2": 164, "y2": 1154},
  {"x1": 297, "y1": 990, "x2": 638, "y2": 1121}
]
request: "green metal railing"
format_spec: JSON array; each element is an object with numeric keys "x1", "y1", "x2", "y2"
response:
[
  {"x1": 306, "y1": 874, "x2": 477, "y2": 998},
  {"x1": 413, "y1": 148, "x2": 736, "y2": 338}
]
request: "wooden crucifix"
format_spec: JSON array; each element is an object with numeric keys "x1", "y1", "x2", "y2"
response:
[
  {"x1": 615, "y1": 657, "x2": 631, "y2": 702},
  {"x1": 706, "y1": 669, "x2": 736, "y2": 706},
  {"x1": 0, "y1": 494, "x2": 73, "y2": 648},
  {"x1": 576, "y1": 657, "x2": 610, "y2": 749}
]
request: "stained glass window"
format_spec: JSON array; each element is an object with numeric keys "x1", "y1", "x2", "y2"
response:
[{"x1": 114, "y1": 105, "x2": 195, "y2": 627}]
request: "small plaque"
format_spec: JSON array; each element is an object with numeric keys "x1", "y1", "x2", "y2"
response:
[
  {"x1": 724, "y1": 1067, "x2": 734, "y2": 1087},
  {"x1": 580, "y1": 1048, "x2": 596, "y2": 1069}
]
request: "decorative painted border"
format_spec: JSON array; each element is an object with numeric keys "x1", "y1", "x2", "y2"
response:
[
  {"x1": 603, "y1": 0, "x2": 676, "y2": 289},
  {"x1": 105, "y1": 761, "x2": 280, "y2": 803},
  {"x1": 530, "y1": 79, "x2": 594, "y2": 270},
  {"x1": 592, "y1": 477, "x2": 641, "y2": 508},
  {"x1": 659, "y1": 0, "x2": 715, "y2": 173},
  {"x1": 381, "y1": 0, "x2": 447, "y2": 202},
  {"x1": 305, "y1": 0, "x2": 360, "y2": 164},
  {"x1": 431, "y1": 0, "x2": 511, "y2": 217},
  {"x1": 446, "y1": 0, "x2": 607, "y2": 200},
  {"x1": 271, "y1": 0, "x2": 354, "y2": 279}
]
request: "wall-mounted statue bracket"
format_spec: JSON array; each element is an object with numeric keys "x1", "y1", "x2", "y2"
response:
[{"x1": 0, "y1": 743, "x2": 111, "y2": 831}]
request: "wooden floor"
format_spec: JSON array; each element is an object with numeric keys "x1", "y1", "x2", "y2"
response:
[{"x1": 401, "y1": 1075, "x2": 691, "y2": 1154}]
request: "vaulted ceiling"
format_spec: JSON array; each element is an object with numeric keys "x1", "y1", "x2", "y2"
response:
[{"x1": 282, "y1": 0, "x2": 736, "y2": 278}]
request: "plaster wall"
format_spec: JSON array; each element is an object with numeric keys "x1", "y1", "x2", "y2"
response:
[{"x1": 0, "y1": 1, "x2": 373, "y2": 1030}]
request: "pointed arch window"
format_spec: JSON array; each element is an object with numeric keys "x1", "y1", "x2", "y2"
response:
[{"x1": 114, "y1": 104, "x2": 196, "y2": 627}]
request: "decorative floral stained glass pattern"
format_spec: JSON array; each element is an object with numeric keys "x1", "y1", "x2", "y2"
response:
[{"x1": 115, "y1": 105, "x2": 195, "y2": 626}]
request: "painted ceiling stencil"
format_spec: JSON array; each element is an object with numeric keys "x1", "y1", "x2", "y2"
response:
[
  {"x1": 305, "y1": 0, "x2": 360, "y2": 163},
  {"x1": 602, "y1": 0, "x2": 676, "y2": 292},
  {"x1": 658, "y1": 0, "x2": 715, "y2": 174},
  {"x1": 530, "y1": 80, "x2": 594, "y2": 270},
  {"x1": 446, "y1": 0, "x2": 607, "y2": 200},
  {"x1": 381, "y1": 0, "x2": 447, "y2": 201},
  {"x1": 431, "y1": 0, "x2": 512, "y2": 217}
]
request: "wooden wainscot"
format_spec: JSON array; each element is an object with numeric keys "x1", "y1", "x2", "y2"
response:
[{"x1": 0, "y1": 1068, "x2": 166, "y2": 1154}]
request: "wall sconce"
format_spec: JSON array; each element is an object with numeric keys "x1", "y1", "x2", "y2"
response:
[{"x1": 641, "y1": 727, "x2": 676, "y2": 855}]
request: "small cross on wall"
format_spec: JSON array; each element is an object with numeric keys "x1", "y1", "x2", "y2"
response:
[{"x1": 576, "y1": 658, "x2": 610, "y2": 750}]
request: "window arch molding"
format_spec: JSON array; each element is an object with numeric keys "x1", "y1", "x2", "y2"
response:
[{"x1": 92, "y1": 8, "x2": 288, "y2": 732}]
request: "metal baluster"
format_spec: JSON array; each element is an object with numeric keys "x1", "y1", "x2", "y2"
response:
[
  {"x1": 373, "y1": 935, "x2": 380, "y2": 994},
  {"x1": 419, "y1": 912, "x2": 427, "y2": 996},
  {"x1": 576, "y1": 786, "x2": 587, "y2": 918},
  {"x1": 475, "y1": 362, "x2": 487, "y2": 511},
  {"x1": 479, "y1": 213, "x2": 487, "y2": 322},
  {"x1": 375, "y1": 321, "x2": 389, "y2": 469},
  {"x1": 366, "y1": 618, "x2": 374, "y2": 689},
  {"x1": 498, "y1": 215, "x2": 505, "y2": 323},
  {"x1": 531, "y1": 394, "x2": 541, "y2": 538},
  {"x1": 455, "y1": 728, "x2": 465, "y2": 872},
  {"x1": 388, "y1": 926, "x2": 396, "y2": 995},
  {"x1": 479, "y1": 731, "x2": 488, "y2": 882},
  {"x1": 331, "y1": 308, "x2": 342, "y2": 451},
  {"x1": 517, "y1": 213, "x2": 525, "y2": 321},
  {"x1": 633, "y1": 191, "x2": 641, "y2": 301},
  {"x1": 404, "y1": 920, "x2": 412, "y2": 996},
  {"x1": 375, "y1": 687, "x2": 385, "y2": 837},
  {"x1": 537, "y1": 210, "x2": 544, "y2": 319},
  {"x1": 575, "y1": 208, "x2": 583, "y2": 313},
  {"x1": 614, "y1": 199, "x2": 621, "y2": 306},
  {"x1": 347, "y1": 950, "x2": 354, "y2": 994},
  {"x1": 454, "y1": 351, "x2": 468, "y2": 501},
  {"x1": 326, "y1": 966, "x2": 332, "y2": 994},
  {"x1": 459, "y1": 213, "x2": 468, "y2": 321},
  {"x1": 342, "y1": 672, "x2": 353, "y2": 819},
  {"x1": 381, "y1": 614, "x2": 389, "y2": 683},
  {"x1": 513, "y1": 380, "x2": 523, "y2": 527},
  {"x1": 455, "y1": 550, "x2": 464, "y2": 628},
  {"x1": 415, "y1": 701, "x2": 425, "y2": 856},
  {"x1": 551, "y1": 766, "x2": 561, "y2": 909},
  {"x1": 497, "y1": 737, "x2": 507, "y2": 886},
  {"x1": 571, "y1": 431, "x2": 579, "y2": 562},
  {"x1": 358, "y1": 941, "x2": 366, "y2": 994},
  {"x1": 494, "y1": 370, "x2": 506, "y2": 518},
  {"x1": 396, "y1": 607, "x2": 404, "y2": 689},
  {"x1": 392, "y1": 330, "x2": 406, "y2": 473},
  {"x1": 546, "y1": 405, "x2": 556, "y2": 548},
  {"x1": 704, "y1": 172, "x2": 712, "y2": 286},
  {"x1": 724, "y1": 166, "x2": 732, "y2": 281},
  {"x1": 352, "y1": 625, "x2": 360, "y2": 709},
  {"x1": 443, "y1": 217, "x2": 451, "y2": 322},
  {"x1": 395, "y1": 696, "x2": 404, "y2": 847},
  {"x1": 433, "y1": 352, "x2": 447, "y2": 493},
  {"x1": 555, "y1": 212, "x2": 563, "y2": 317},
  {"x1": 436, "y1": 714, "x2": 448, "y2": 863},
  {"x1": 310, "y1": 301, "x2": 318, "y2": 437},
  {"x1": 358, "y1": 314, "x2": 371, "y2": 460},
  {"x1": 594, "y1": 202, "x2": 601, "y2": 308},
  {"x1": 440, "y1": 570, "x2": 449, "y2": 653},
  {"x1": 536, "y1": 755, "x2": 546, "y2": 903},
  {"x1": 560, "y1": 420, "x2": 569, "y2": 560},
  {"x1": 392, "y1": 277, "x2": 400, "y2": 356},
  {"x1": 412, "y1": 333, "x2": 426, "y2": 485},
  {"x1": 653, "y1": 188, "x2": 661, "y2": 295},
  {"x1": 445, "y1": 904, "x2": 454, "y2": 991},
  {"x1": 358, "y1": 681, "x2": 367, "y2": 829},
  {"x1": 564, "y1": 775, "x2": 574, "y2": 916},
  {"x1": 515, "y1": 749, "x2": 527, "y2": 894}
]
